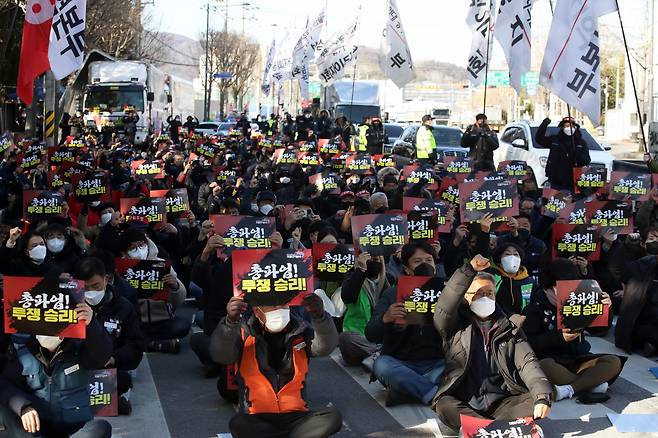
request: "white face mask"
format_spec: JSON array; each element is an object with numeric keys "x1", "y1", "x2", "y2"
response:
[
  {"x1": 263, "y1": 308, "x2": 290, "y2": 333},
  {"x1": 85, "y1": 289, "x2": 106, "y2": 306},
  {"x1": 29, "y1": 244, "x2": 47, "y2": 263},
  {"x1": 501, "y1": 255, "x2": 521, "y2": 274},
  {"x1": 470, "y1": 297, "x2": 496, "y2": 319},
  {"x1": 90, "y1": 200, "x2": 101, "y2": 207},
  {"x1": 280, "y1": 177, "x2": 291, "y2": 185},
  {"x1": 563, "y1": 127, "x2": 574, "y2": 137},
  {"x1": 127, "y1": 244, "x2": 148, "y2": 260},
  {"x1": 100, "y1": 212, "x2": 113, "y2": 226},
  {"x1": 36, "y1": 335, "x2": 63, "y2": 351},
  {"x1": 260, "y1": 204, "x2": 274, "y2": 215},
  {"x1": 251, "y1": 203, "x2": 259, "y2": 213},
  {"x1": 46, "y1": 238, "x2": 66, "y2": 254}
]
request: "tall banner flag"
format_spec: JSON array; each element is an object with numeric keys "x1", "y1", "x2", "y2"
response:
[
  {"x1": 48, "y1": 0, "x2": 86, "y2": 79},
  {"x1": 17, "y1": 0, "x2": 56, "y2": 104},
  {"x1": 292, "y1": 7, "x2": 326, "y2": 99},
  {"x1": 270, "y1": 33, "x2": 294, "y2": 84},
  {"x1": 261, "y1": 38, "x2": 276, "y2": 97},
  {"x1": 316, "y1": 19, "x2": 359, "y2": 87},
  {"x1": 465, "y1": 0, "x2": 496, "y2": 87},
  {"x1": 494, "y1": 0, "x2": 536, "y2": 93},
  {"x1": 540, "y1": 0, "x2": 618, "y2": 126},
  {"x1": 380, "y1": 0, "x2": 415, "y2": 88}
]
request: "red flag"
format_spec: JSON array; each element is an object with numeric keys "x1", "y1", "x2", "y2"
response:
[{"x1": 17, "y1": 0, "x2": 55, "y2": 105}]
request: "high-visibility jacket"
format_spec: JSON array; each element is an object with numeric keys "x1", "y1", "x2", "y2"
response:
[
  {"x1": 357, "y1": 124, "x2": 369, "y2": 152},
  {"x1": 239, "y1": 332, "x2": 309, "y2": 414},
  {"x1": 415, "y1": 125, "x2": 436, "y2": 159}
]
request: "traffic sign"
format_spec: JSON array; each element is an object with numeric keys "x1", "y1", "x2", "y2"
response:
[
  {"x1": 486, "y1": 70, "x2": 509, "y2": 87},
  {"x1": 213, "y1": 72, "x2": 233, "y2": 80}
]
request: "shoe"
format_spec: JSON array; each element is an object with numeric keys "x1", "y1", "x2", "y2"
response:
[
  {"x1": 118, "y1": 396, "x2": 132, "y2": 415},
  {"x1": 642, "y1": 342, "x2": 657, "y2": 358},
  {"x1": 148, "y1": 339, "x2": 181, "y2": 354},
  {"x1": 554, "y1": 384, "x2": 575, "y2": 401},
  {"x1": 385, "y1": 389, "x2": 417, "y2": 407},
  {"x1": 590, "y1": 382, "x2": 608, "y2": 394}
]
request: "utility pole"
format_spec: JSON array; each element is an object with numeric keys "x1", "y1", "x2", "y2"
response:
[
  {"x1": 615, "y1": 57, "x2": 621, "y2": 109},
  {"x1": 203, "y1": 1, "x2": 210, "y2": 121}
]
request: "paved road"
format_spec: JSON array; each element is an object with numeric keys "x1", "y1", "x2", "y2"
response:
[{"x1": 105, "y1": 305, "x2": 658, "y2": 438}]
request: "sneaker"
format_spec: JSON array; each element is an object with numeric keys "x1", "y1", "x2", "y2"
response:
[
  {"x1": 118, "y1": 396, "x2": 132, "y2": 415},
  {"x1": 590, "y1": 382, "x2": 609, "y2": 394},
  {"x1": 554, "y1": 384, "x2": 575, "y2": 401},
  {"x1": 148, "y1": 339, "x2": 181, "y2": 354}
]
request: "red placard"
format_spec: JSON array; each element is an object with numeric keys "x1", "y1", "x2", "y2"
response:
[
  {"x1": 23, "y1": 190, "x2": 65, "y2": 220},
  {"x1": 552, "y1": 223, "x2": 601, "y2": 261},
  {"x1": 573, "y1": 166, "x2": 607, "y2": 196},
  {"x1": 72, "y1": 170, "x2": 109, "y2": 201},
  {"x1": 90, "y1": 368, "x2": 118, "y2": 417},
  {"x1": 438, "y1": 177, "x2": 460, "y2": 205},
  {"x1": 556, "y1": 280, "x2": 609, "y2": 330},
  {"x1": 115, "y1": 259, "x2": 171, "y2": 301},
  {"x1": 211, "y1": 215, "x2": 275, "y2": 256},
  {"x1": 232, "y1": 249, "x2": 314, "y2": 306},
  {"x1": 609, "y1": 171, "x2": 650, "y2": 201},
  {"x1": 402, "y1": 164, "x2": 438, "y2": 190},
  {"x1": 459, "y1": 179, "x2": 519, "y2": 224},
  {"x1": 443, "y1": 156, "x2": 473, "y2": 182},
  {"x1": 4, "y1": 276, "x2": 86, "y2": 338},
  {"x1": 351, "y1": 214, "x2": 408, "y2": 256},
  {"x1": 120, "y1": 197, "x2": 166, "y2": 224},
  {"x1": 312, "y1": 243, "x2": 355, "y2": 282},
  {"x1": 585, "y1": 201, "x2": 634, "y2": 234},
  {"x1": 403, "y1": 197, "x2": 451, "y2": 233},
  {"x1": 542, "y1": 188, "x2": 572, "y2": 219},
  {"x1": 461, "y1": 415, "x2": 543, "y2": 438},
  {"x1": 131, "y1": 160, "x2": 165, "y2": 179},
  {"x1": 309, "y1": 172, "x2": 341, "y2": 195},
  {"x1": 346, "y1": 153, "x2": 374, "y2": 175},
  {"x1": 396, "y1": 276, "x2": 443, "y2": 325},
  {"x1": 150, "y1": 188, "x2": 190, "y2": 221}
]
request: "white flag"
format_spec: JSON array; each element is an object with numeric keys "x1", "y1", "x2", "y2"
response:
[
  {"x1": 292, "y1": 8, "x2": 326, "y2": 101},
  {"x1": 466, "y1": 0, "x2": 496, "y2": 87},
  {"x1": 494, "y1": 0, "x2": 536, "y2": 93},
  {"x1": 540, "y1": 0, "x2": 617, "y2": 125},
  {"x1": 270, "y1": 33, "x2": 295, "y2": 84},
  {"x1": 48, "y1": 0, "x2": 86, "y2": 80},
  {"x1": 316, "y1": 20, "x2": 359, "y2": 87},
  {"x1": 380, "y1": 0, "x2": 415, "y2": 88},
  {"x1": 261, "y1": 39, "x2": 276, "y2": 97}
]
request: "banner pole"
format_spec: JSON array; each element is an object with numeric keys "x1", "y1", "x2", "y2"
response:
[
  {"x1": 348, "y1": 9, "x2": 362, "y2": 125},
  {"x1": 482, "y1": 0, "x2": 494, "y2": 115},
  {"x1": 615, "y1": 0, "x2": 648, "y2": 152}
]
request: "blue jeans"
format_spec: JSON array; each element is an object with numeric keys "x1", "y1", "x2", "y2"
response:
[{"x1": 372, "y1": 355, "x2": 445, "y2": 404}]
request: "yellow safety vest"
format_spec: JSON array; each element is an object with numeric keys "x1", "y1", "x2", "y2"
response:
[
  {"x1": 357, "y1": 124, "x2": 368, "y2": 152},
  {"x1": 415, "y1": 126, "x2": 436, "y2": 159}
]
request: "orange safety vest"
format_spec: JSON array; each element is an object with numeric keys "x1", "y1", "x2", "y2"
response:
[{"x1": 239, "y1": 334, "x2": 309, "y2": 414}]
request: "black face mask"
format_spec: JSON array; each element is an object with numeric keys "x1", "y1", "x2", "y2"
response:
[
  {"x1": 517, "y1": 229, "x2": 531, "y2": 242},
  {"x1": 413, "y1": 263, "x2": 435, "y2": 277},
  {"x1": 366, "y1": 261, "x2": 382, "y2": 278},
  {"x1": 646, "y1": 241, "x2": 658, "y2": 255}
]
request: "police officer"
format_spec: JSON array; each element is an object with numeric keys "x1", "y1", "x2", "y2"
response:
[{"x1": 415, "y1": 115, "x2": 436, "y2": 164}]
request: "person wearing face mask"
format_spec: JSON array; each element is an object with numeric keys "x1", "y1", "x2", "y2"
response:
[
  {"x1": 254, "y1": 190, "x2": 277, "y2": 217},
  {"x1": 42, "y1": 223, "x2": 82, "y2": 274},
  {"x1": 74, "y1": 256, "x2": 145, "y2": 416},
  {"x1": 2, "y1": 231, "x2": 62, "y2": 277},
  {"x1": 366, "y1": 242, "x2": 445, "y2": 406},
  {"x1": 0, "y1": 298, "x2": 113, "y2": 437},
  {"x1": 365, "y1": 118, "x2": 386, "y2": 155},
  {"x1": 209, "y1": 293, "x2": 341, "y2": 438},
  {"x1": 432, "y1": 254, "x2": 552, "y2": 431},
  {"x1": 338, "y1": 251, "x2": 390, "y2": 366},
  {"x1": 81, "y1": 202, "x2": 122, "y2": 252},
  {"x1": 522, "y1": 259, "x2": 622, "y2": 404},
  {"x1": 488, "y1": 243, "x2": 536, "y2": 316},
  {"x1": 612, "y1": 227, "x2": 658, "y2": 357},
  {"x1": 535, "y1": 117, "x2": 590, "y2": 191},
  {"x1": 295, "y1": 109, "x2": 315, "y2": 142},
  {"x1": 444, "y1": 214, "x2": 494, "y2": 278},
  {"x1": 119, "y1": 228, "x2": 189, "y2": 354}
]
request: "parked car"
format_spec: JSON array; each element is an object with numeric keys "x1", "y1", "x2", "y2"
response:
[
  {"x1": 383, "y1": 123, "x2": 405, "y2": 154},
  {"x1": 194, "y1": 121, "x2": 234, "y2": 137},
  {"x1": 392, "y1": 124, "x2": 467, "y2": 161},
  {"x1": 495, "y1": 120, "x2": 614, "y2": 186}
]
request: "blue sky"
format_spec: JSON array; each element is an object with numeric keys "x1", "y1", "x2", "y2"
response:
[{"x1": 144, "y1": 0, "x2": 645, "y2": 68}]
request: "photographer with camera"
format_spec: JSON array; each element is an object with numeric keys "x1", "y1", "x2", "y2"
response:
[{"x1": 460, "y1": 113, "x2": 499, "y2": 172}]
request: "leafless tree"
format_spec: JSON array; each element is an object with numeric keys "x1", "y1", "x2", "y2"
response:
[{"x1": 202, "y1": 30, "x2": 260, "y2": 118}]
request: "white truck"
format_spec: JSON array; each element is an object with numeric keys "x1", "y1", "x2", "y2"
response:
[{"x1": 83, "y1": 61, "x2": 193, "y2": 145}]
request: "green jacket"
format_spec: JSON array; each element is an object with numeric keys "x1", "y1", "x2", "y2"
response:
[{"x1": 357, "y1": 124, "x2": 369, "y2": 151}]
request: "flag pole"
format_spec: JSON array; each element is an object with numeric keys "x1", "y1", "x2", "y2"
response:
[
  {"x1": 614, "y1": 0, "x2": 648, "y2": 153},
  {"x1": 548, "y1": 0, "x2": 579, "y2": 142},
  {"x1": 482, "y1": 0, "x2": 494, "y2": 115},
  {"x1": 348, "y1": 6, "x2": 363, "y2": 124}
]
